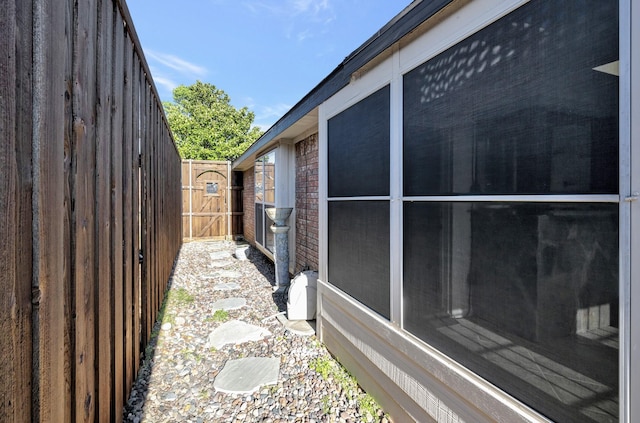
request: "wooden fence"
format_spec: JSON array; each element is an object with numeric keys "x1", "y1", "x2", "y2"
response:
[
  {"x1": 0, "y1": 1, "x2": 182, "y2": 422},
  {"x1": 182, "y1": 160, "x2": 231, "y2": 239},
  {"x1": 182, "y1": 160, "x2": 244, "y2": 240}
]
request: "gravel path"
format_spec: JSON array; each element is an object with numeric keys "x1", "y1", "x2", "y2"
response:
[{"x1": 124, "y1": 240, "x2": 390, "y2": 423}]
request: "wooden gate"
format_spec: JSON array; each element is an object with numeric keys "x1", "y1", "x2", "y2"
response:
[{"x1": 182, "y1": 160, "x2": 232, "y2": 239}]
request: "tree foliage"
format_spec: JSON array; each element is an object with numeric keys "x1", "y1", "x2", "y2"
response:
[{"x1": 164, "y1": 81, "x2": 263, "y2": 160}]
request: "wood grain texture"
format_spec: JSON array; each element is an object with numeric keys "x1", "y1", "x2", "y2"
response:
[
  {"x1": 122, "y1": 32, "x2": 135, "y2": 400},
  {"x1": 182, "y1": 160, "x2": 231, "y2": 240},
  {"x1": 111, "y1": 9, "x2": 125, "y2": 421},
  {"x1": 72, "y1": 0, "x2": 99, "y2": 420},
  {"x1": 140, "y1": 80, "x2": 151, "y2": 350},
  {"x1": 62, "y1": 0, "x2": 74, "y2": 419},
  {"x1": 32, "y1": 0, "x2": 68, "y2": 421},
  {"x1": 95, "y1": 0, "x2": 115, "y2": 420},
  {"x1": 13, "y1": 0, "x2": 35, "y2": 417},
  {"x1": 0, "y1": 2, "x2": 33, "y2": 421},
  {"x1": 1, "y1": 1, "x2": 182, "y2": 421},
  {"x1": 131, "y1": 55, "x2": 142, "y2": 385}
]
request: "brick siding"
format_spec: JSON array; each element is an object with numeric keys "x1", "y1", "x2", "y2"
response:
[
  {"x1": 294, "y1": 133, "x2": 319, "y2": 272},
  {"x1": 242, "y1": 169, "x2": 255, "y2": 245}
]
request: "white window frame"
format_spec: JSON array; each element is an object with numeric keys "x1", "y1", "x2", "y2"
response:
[
  {"x1": 319, "y1": 0, "x2": 633, "y2": 420},
  {"x1": 254, "y1": 149, "x2": 276, "y2": 255},
  {"x1": 254, "y1": 144, "x2": 296, "y2": 270}
]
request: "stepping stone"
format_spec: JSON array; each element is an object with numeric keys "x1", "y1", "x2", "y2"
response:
[
  {"x1": 207, "y1": 320, "x2": 271, "y2": 349},
  {"x1": 208, "y1": 242, "x2": 228, "y2": 251},
  {"x1": 214, "y1": 282, "x2": 241, "y2": 291},
  {"x1": 210, "y1": 251, "x2": 232, "y2": 261},
  {"x1": 214, "y1": 357, "x2": 279, "y2": 394},
  {"x1": 210, "y1": 260, "x2": 234, "y2": 268},
  {"x1": 276, "y1": 313, "x2": 316, "y2": 336},
  {"x1": 216, "y1": 270, "x2": 242, "y2": 279},
  {"x1": 212, "y1": 297, "x2": 246, "y2": 311}
]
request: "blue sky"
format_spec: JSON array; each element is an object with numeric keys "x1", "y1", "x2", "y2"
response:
[{"x1": 126, "y1": 0, "x2": 411, "y2": 130}]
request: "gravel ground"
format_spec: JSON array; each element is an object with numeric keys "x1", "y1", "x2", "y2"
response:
[{"x1": 123, "y1": 240, "x2": 390, "y2": 423}]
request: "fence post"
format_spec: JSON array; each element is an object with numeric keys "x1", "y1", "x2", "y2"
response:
[
  {"x1": 227, "y1": 161, "x2": 232, "y2": 240},
  {"x1": 189, "y1": 159, "x2": 193, "y2": 239}
]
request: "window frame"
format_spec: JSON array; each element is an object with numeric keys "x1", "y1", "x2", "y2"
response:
[
  {"x1": 318, "y1": 0, "x2": 633, "y2": 421},
  {"x1": 255, "y1": 149, "x2": 277, "y2": 253}
]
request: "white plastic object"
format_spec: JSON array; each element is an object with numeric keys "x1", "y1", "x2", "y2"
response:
[{"x1": 286, "y1": 270, "x2": 318, "y2": 321}]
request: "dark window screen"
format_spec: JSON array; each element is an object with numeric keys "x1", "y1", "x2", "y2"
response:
[
  {"x1": 403, "y1": 0, "x2": 618, "y2": 196},
  {"x1": 404, "y1": 202, "x2": 619, "y2": 423},
  {"x1": 255, "y1": 203, "x2": 264, "y2": 246},
  {"x1": 328, "y1": 201, "x2": 390, "y2": 318},
  {"x1": 328, "y1": 85, "x2": 390, "y2": 197},
  {"x1": 265, "y1": 208, "x2": 275, "y2": 253}
]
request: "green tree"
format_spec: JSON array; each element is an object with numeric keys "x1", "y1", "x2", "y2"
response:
[{"x1": 164, "y1": 81, "x2": 263, "y2": 160}]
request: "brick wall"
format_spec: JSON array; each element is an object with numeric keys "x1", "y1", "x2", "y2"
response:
[
  {"x1": 242, "y1": 169, "x2": 255, "y2": 245},
  {"x1": 295, "y1": 133, "x2": 319, "y2": 272}
]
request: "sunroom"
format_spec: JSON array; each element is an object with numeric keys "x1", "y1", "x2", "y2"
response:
[{"x1": 234, "y1": 0, "x2": 639, "y2": 421}]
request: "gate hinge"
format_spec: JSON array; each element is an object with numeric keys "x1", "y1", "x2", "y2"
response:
[
  {"x1": 138, "y1": 154, "x2": 142, "y2": 168},
  {"x1": 624, "y1": 192, "x2": 639, "y2": 202},
  {"x1": 138, "y1": 249, "x2": 144, "y2": 264}
]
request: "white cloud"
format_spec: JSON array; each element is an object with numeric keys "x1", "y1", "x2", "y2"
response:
[
  {"x1": 244, "y1": 0, "x2": 334, "y2": 22},
  {"x1": 243, "y1": 1, "x2": 282, "y2": 15},
  {"x1": 152, "y1": 75, "x2": 178, "y2": 95},
  {"x1": 297, "y1": 29, "x2": 312, "y2": 42},
  {"x1": 145, "y1": 50, "x2": 207, "y2": 78},
  {"x1": 254, "y1": 102, "x2": 292, "y2": 130},
  {"x1": 291, "y1": 0, "x2": 330, "y2": 15}
]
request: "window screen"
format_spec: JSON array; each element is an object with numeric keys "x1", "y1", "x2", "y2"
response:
[
  {"x1": 328, "y1": 201, "x2": 390, "y2": 318},
  {"x1": 403, "y1": 0, "x2": 618, "y2": 196},
  {"x1": 328, "y1": 85, "x2": 390, "y2": 197},
  {"x1": 404, "y1": 201, "x2": 619, "y2": 423},
  {"x1": 255, "y1": 203, "x2": 264, "y2": 246},
  {"x1": 401, "y1": 1, "x2": 619, "y2": 421}
]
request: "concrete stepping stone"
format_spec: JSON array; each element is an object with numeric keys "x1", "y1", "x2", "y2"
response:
[
  {"x1": 207, "y1": 320, "x2": 271, "y2": 349},
  {"x1": 210, "y1": 251, "x2": 232, "y2": 261},
  {"x1": 208, "y1": 244, "x2": 228, "y2": 252},
  {"x1": 213, "y1": 357, "x2": 279, "y2": 394},
  {"x1": 211, "y1": 297, "x2": 246, "y2": 311},
  {"x1": 209, "y1": 260, "x2": 234, "y2": 268},
  {"x1": 213, "y1": 282, "x2": 241, "y2": 291},
  {"x1": 216, "y1": 270, "x2": 242, "y2": 279},
  {"x1": 276, "y1": 313, "x2": 316, "y2": 336}
]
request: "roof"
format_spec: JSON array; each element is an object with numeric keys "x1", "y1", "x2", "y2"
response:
[{"x1": 232, "y1": 0, "x2": 452, "y2": 171}]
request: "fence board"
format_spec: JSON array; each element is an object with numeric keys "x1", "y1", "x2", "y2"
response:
[
  {"x1": 122, "y1": 32, "x2": 135, "y2": 401},
  {"x1": 140, "y1": 80, "x2": 151, "y2": 350},
  {"x1": 62, "y1": 1, "x2": 74, "y2": 419},
  {"x1": 152, "y1": 107, "x2": 160, "y2": 323},
  {"x1": 111, "y1": 10, "x2": 126, "y2": 421},
  {"x1": 72, "y1": 0, "x2": 99, "y2": 420},
  {"x1": 32, "y1": 0, "x2": 68, "y2": 421},
  {"x1": 14, "y1": 0, "x2": 35, "y2": 416},
  {"x1": 1, "y1": 1, "x2": 182, "y2": 421},
  {"x1": 0, "y1": 2, "x2": 33, "y2": 421},
  {"x1": 95, "y1": 0, "x2": 114, "y2": 420},
  {"x1": 132, "y1": 54, "x2": 142, "y2": 387}
]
